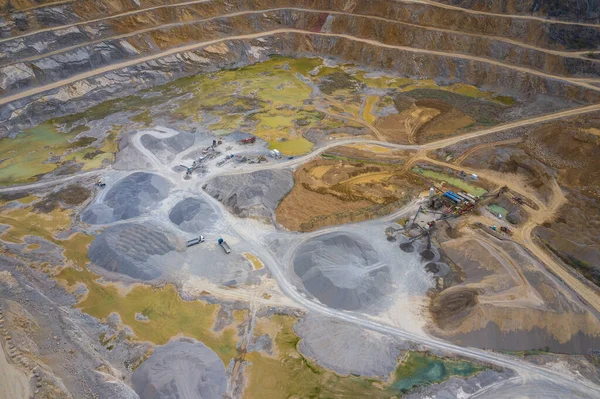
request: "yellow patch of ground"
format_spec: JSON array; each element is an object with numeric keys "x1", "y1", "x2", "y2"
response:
[
  {"x1": 16, "y1": 195, "x2": 38, "y2": 204},
  {"x1": 268, "y1": 137, "x2": 313, "y2": 156},
  {"x1": 244, "y1": 315, "x2": 389, "y2": 398},
  {"x1": 339, "y1": 171, "x2": 394, "y2": 186},
  {"x1": 59, "y1": 265, "x2": 238, "y2": 364},
  {"x1": 344, "y1": 143, "x2": 394, "y2": 154},
  {"x1": 243, "y1": 253, "x2": 264, "y2": 270},
  {"x1": 582, "y1": 127, "x2": 600, "y2": 137},
  {"x1": 363, "y1": 95, "x2": 378, "y2": 124},
  {"x1": 309, "y1": 165, "x2": 334, "y2": 179}
]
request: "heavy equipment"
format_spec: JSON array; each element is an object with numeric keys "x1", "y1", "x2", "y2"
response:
[
  {"x1": 187, "y1": 235, "x2": 205, "y2": 247},
  {"x1": 240, "y1": 136, "x2": 256, "y2": 144},
  {"x1": 218, "y1": 238, "x2": 231, "y2": 254}
]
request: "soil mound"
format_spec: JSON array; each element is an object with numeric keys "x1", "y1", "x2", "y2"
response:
[
  {"x1": 82, "y1": 172, "x2": 171, "y2": 225},
  {"x1": 132, "y1": 338, "x2": 226, "y2": 399},
  {"x1": 88, "y1": 223, "x2": 177, "y2": 281},
  {"x1": 430, "y1": 287, "x2": 479, "y2": 329},
  {"x1": 169, "y1": 197, "x2": 217, "y2": 234},
  {"x1": 293, "y1": 232, "x2": 392, "y2": 310}
]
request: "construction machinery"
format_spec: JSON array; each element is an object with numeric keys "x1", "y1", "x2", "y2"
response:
[
  {"x1": 187, "y1": 235, "x2": 205, "y2": 247},
  {"x1": 239, "y1": 136, "x2": 256, "y2": 144},
  {"x1": 218, "y1": 238, "x2": 231, "y2": 254},
  {"x1": 385, "y1": 226, "x2": 405, "y2": 241},
  {"x1": 95, "y1": 179, "x2": 106, "y2": 188}
]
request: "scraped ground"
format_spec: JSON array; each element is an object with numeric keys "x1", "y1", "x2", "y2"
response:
[{"x1": 276, "y1": 146, "x2": 425, "y2": 231}]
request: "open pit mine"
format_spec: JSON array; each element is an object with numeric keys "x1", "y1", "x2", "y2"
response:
[{"x1": 2, "y1": 0, "x2": 600, "y2": 398}]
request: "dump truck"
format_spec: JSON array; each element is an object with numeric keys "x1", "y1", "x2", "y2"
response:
[
  {"x1": 187, "y1": 235, "x2": 205, "y2": 247},
  {"x1": 218, "y1": 238, "x2": 231, "y2": 254}
]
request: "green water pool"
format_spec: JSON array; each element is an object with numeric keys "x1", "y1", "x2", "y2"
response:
[
  {"x1": 392, "y1": 352, "x2": 486, "y2": 392},
  {"x1": 488, "y1": 204, "x2": 509, "y2": 217}
]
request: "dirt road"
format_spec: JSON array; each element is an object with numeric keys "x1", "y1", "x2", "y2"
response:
[
  {"x1": 414, "y1": 0, "x2": 600, "y2": 28},
  {"x1": 5, "y1": 6, "x2": 593, "y2": 68},
  {"x1": 0, "y1": 345, "x2": 30, "y2": 399}
]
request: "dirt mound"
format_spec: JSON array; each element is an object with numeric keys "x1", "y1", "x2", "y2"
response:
[
  {"x1": 169, "y1": 197, "x2": 218, "y2": 234},
  {"x1": 88, "y1": 223, "x2": 177, "y2": 281},
  {"x1": 430, "y1": 287, "x2": 479, "y2": 329},
  {"x1": 524, "y1": 122, "x2": 600, "y2": 188},
  {"x1": 293, "y1": 232, "x2": 392, "y2": 310},
  {"x1": 82, "y1": 172, "x2": 171, "y2": 225},
  {"x1": 276, "y1": 159, "x2": 425, "y2": 231},
  {"x1": 132, "y1": 338, "x2": 226, "y2": 399}
]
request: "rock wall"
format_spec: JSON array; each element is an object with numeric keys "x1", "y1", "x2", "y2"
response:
[
  {"x1": 3, "y1": 32, "x2": 600, "y2": 136},
  {"x1": 433, "y1": 0, "x2": 600, "y2": 23}
]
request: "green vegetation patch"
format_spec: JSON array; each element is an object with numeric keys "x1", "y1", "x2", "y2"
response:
[{"x1": 413, "y1": 167, "x2": 488, "y2": 197}]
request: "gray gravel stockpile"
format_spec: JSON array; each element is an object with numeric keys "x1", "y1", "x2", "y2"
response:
[
  {"x1": 88, "y1": 223, "x2": 176, "y2": 281},
  {"x1": 293, "y1": 232, "x2": 393, "y2": 310},
  {"x1": 82, "y1": 172, "x2": 171, "y2": 224},
  {"x1": 295, "y1": 315, "x2": 403, "y2": 379},
  {"x1": 169, "y1": 197, "x2": 218, "y2": 234},
  {"x1": 203, "y1": 169, "x2": 293, "y2": 219},
  {"x1": 132, "y1": 338, "x2": 226, "y2": 399},
  {"x1": 141, "y1": 131, "x2": 195, "y2": 163}
]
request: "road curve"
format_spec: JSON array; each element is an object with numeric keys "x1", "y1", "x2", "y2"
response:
[{"x1": 239, "y1": 218, "x2": 600, "y2": 398}]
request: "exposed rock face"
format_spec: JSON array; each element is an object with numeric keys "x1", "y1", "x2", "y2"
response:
[
  {"x1": 203, "y1": 169, "x2": 293, "y2": 220},
  {"x1": 434, "y1": 0, "x2": 600, "y2": 23},
  {"x1": 2, "y1": 0, "x2": 600, "y2": 135}
]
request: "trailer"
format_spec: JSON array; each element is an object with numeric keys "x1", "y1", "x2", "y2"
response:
[
  {"x1": 187, "y1": 235, "x2": 205, "y2": 247},
  {"x1": 218, "y1": 238, "x2": 231, "y2": 254}
]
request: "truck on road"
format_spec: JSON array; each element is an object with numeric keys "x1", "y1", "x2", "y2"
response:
[
  {"x1": 218, "y1": 238, "x2": 231, "y2": 254},
  {"x1": 187, "y1": 235, "x2": 205, "y2": 247}
]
